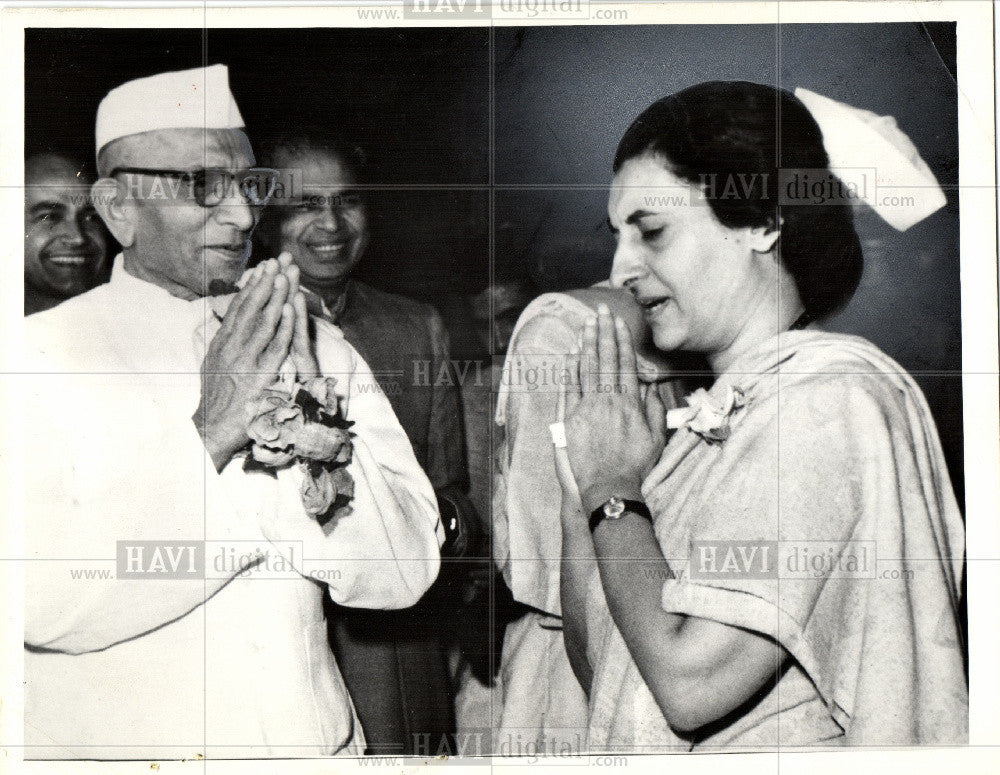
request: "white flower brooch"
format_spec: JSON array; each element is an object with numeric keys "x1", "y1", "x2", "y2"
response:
[{"x1": 666, "y1": 385, "x2": 747, "y2": 444}]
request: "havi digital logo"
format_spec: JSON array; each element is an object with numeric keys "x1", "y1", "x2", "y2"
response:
[
  {"x1": 403, "y1": 0, "x2": 490, "y2": 19},
  {"x1": 404, "y1": 0, "x2": 590, "y2": 19}
]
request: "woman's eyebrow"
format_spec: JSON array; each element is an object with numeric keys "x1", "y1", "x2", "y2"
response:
[
  {"x1": 625, "y1": 209, "x2": 657, "y2": 225},
  {"x1": 608, "y1": 209, "x2": 660, "y2": 232}
]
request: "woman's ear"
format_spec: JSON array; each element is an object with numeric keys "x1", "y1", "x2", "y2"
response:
[
  {"x1": 90, "y1": 178, "x2": 136, "y2": 249},
  {"x1": 746, "y1": 216, "x2": 782, "y2": 255}
]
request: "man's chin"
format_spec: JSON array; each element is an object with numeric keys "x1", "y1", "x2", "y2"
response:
[
  {"x1": 204, "y1": 243, "x2": 250, "y2": 266},
  {"x1": 37, "y1": 280, "x2": 92, "y2": 300},
  {"x1": 34, "y1": 270, "x2": 100, "y2": 299},
  {"x1": 201, "y1": 252, "x2": 249, "y2": 290},
  {"x1": 297, "y1": 259, "x2": 361, "y2": 291}
]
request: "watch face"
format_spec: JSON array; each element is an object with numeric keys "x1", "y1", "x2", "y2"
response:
[{"x1": 604, "y1": 497, "x2": 627, "y2": 519}]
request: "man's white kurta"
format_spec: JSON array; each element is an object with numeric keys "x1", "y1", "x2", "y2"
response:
[{"x1": 23, "y1": 258, "x2": 442, "y2": 759}]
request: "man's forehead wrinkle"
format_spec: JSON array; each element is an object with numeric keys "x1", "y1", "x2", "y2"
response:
[
  {"x1": 28, "y1": 173, "x2": 86, "y2": 193},
  {"x1": 104, "y1": 127, "x2": 254, "y2": 170},
  {"x1": 26, "y1": 170, "x2": 92, "y2": 209},
  {"x1": 27, "y1": 182, "x2": 82, "y2": 207},
  {"x1": 99, "y1": 133, "x2": 154, "y2": 172}
]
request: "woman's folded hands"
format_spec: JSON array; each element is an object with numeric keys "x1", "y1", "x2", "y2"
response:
[{"x1": 557, "y1": 304, "x2": 666, "y2": 513}]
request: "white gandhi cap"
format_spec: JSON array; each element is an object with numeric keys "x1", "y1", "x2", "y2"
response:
[{"x1": 95, "y1": 64, "x2": 245, "y2": 157}]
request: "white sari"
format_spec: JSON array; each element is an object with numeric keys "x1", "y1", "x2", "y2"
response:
[{"x1": 587, "y1": 330, "x2": 967, "y2": 749}]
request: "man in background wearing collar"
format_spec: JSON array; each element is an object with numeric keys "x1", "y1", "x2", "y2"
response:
[{"x1": 23, "y1": 65, "x2": 441, "y2": 760}]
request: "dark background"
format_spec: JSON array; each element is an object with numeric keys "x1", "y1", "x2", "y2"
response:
[
  {"x1": 24, "y1": 27, "x2": 492, "y2": 301},
  {"x1": 24, "y1": 23, "x2": 963, "y2": 507}
]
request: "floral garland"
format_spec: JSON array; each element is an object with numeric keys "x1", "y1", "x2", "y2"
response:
[
  {"x1": 244, "y1": 377, "x2": 355, "y2": 524},
  {"x1": 208, "y1": 283, "x2": 355, "y2": 525}
]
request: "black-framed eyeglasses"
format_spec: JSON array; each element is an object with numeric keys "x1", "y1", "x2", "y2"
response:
[{"x1": 109, "y1": 166, "x2": 279, "y2": 207}]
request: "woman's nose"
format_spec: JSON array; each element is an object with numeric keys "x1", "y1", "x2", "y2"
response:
[{"x1": 610, "y1": 240, "x2": 645, "y2": 288}]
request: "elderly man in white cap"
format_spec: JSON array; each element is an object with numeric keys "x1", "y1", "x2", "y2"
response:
[{"x1": 23, "y1": 65, "x2": 442, "y2": 759}]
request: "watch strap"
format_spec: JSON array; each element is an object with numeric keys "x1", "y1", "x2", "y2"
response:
[{"x1": 588, "y1": 498, "x2": 653, "y2": 534}]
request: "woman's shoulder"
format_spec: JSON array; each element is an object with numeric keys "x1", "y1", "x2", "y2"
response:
[
  {"x1": 738, "y1": 330, "x2": 919, "y2": 434},
  {"x1": 783, "y1": 330, "x2": 904, "y2": 371},
  {"x1": 785, "y1": 330, "x2": 913, "y2": 395},
  {"x1": 731, "y1": 330, "x2": 909, "y2": 390}
]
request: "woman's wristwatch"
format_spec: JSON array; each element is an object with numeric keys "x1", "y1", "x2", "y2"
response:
[{"x1": 588, "y1": 496, "x2": 653, "y2": 534}]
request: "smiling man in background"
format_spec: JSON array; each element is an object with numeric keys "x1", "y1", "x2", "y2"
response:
[{"x1": 24, "y1": 153, "x2": 109, "y2": 314}]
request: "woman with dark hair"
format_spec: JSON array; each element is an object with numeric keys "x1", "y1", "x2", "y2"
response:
[{"x1": 552, "y1": 82, "x2": 967, "y2": 748}]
